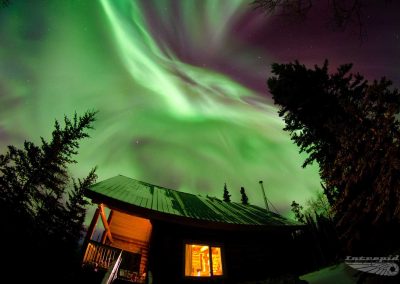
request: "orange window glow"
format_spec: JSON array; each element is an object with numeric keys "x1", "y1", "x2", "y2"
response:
[
  {"x1": 185, "y1": 244, "x2": 223, "y2": 277},
  {"x1": 211, "y1": 247, "x2": 223, "y2": 276}
]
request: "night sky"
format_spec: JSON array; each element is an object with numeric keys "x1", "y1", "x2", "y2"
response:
[{"x1": 1, "y1": 0, "x2": 399, "y2": 216}]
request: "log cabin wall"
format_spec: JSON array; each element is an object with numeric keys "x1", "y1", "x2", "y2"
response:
[{"x1": 148, "y1": 220, "x2": 301, "y2": 284}]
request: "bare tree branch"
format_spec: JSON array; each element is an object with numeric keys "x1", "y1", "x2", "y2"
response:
[{"x1": 252, "y1": 0, "x2": 374, "y2": 41}]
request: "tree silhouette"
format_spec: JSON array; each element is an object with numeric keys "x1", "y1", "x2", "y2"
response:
[
  {"x1": 223, "y1": 182, "x2": 231, "y2": 202},
  {"x1": 291, "y1": 200, "x2": 305, "y2": 223},
  {"x1": 251, "y1": 0, "x2": 394, "y2": 40},
  {"x1": 303, "y1": 190, "x2": 333, "y2": 220},
  {"x1": 240, "y1": 186, "x2": 249, "y2": 205},
  {"x1": 0, "y1": 110, "x2": 98, "y2": 283},
  {"x1": 268, "y1": 60, "x2": 400, "y2": 254}
]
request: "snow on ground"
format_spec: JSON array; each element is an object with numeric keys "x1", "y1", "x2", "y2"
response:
[{"x1": 300, "y1": 262, "x2": 360, "y2": 284}]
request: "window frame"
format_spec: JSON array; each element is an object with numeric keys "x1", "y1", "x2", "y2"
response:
[{"x1": 183, "y1": 240, "x2": 226, "y2": 279}]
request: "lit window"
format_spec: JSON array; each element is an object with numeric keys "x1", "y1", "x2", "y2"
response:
[
  {"x1": 185, "y1": 244, "x2": 223, "y2": 277},
  {"x1": 211, "y1": 247, "x2": 223, "y2": 276}
]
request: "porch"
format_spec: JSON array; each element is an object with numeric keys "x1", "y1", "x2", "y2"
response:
[
  {"x1": 81, "y1": 204, "x2": 152, "y2": 283},
  {"x1": 82, "y1": 240, "x2": 146, "y2": 283}
]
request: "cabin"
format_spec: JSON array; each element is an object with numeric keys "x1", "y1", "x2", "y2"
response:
[{"x1": 81, "y1": 175, "x2": 304, "y2": 284}]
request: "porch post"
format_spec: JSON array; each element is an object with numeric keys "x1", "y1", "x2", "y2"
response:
[
  {"x1": 101, "y1": 209, "x2": 114, "y2": 244},
  {"x1": 99, "y1": 204, "x2": 114, "y2": 243},
  {"x1": 81, "y1": 205, "x2": 100, "y2": 257}
]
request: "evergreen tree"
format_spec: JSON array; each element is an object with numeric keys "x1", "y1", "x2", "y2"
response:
[
  {"x1": 0, "y1": 111, "x2": 97, "y2": 283},
  {"x1": 303, "y1": 190, "x2": 333, "y2": 220},
  {"x1": 291, "y1": 200, "x2": 305, "y2": 223},
  {"x1": 65, "y1": 169, "x2": 98, "y2": 247},
  {"x1": 268, "y1": 61, "x2": 400, "y2": 254},
  {"x1": 223, "y1": 182, "x2": 231, "y2": 202},
  {"x1": 240, "y1": 186, "x2": 249, "y2": 205}
]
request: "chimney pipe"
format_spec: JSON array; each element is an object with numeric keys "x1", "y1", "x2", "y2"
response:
[{"x1": 259, "y1": 180, "x2": 269, "y2": 211}]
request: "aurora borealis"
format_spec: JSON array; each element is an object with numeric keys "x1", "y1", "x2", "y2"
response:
[{"x1": 1, "y1": 0, "x2": 399, "y2": 217}]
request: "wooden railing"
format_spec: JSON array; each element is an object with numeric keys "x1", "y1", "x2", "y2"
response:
[
  {"x1": 82, "y1": 240, "x2": 147, "y2": 283},
  {"x1": 101, "y1": 251, "x2": 123, "y2": 284},
  {"x1": 82, "y1": 240, "x2": 122, "y2": 270}
]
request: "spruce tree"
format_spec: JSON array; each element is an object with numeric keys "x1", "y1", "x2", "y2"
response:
[
  {"x1": 291, "y1": 200, "x2": 305, "y2": 224},
  {"x1": 268, "y1": 61, "x2": 400, "y2": 254},
  {"x1": 0, "y1": 110, "x2": 97, "y2": 283},
  {"x1": 240, "y1": 186, "x2": 249, "y2": 205},
  {"x1": 223, "y1": 182, "x2": 231, "y2": 202}
]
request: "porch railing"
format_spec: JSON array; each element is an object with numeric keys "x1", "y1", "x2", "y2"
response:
[
  {"x1": 101, "y1": 251, "x2": 123, "y2": 284},
  {"x1": 82, "y1": 240, "x2": 122, "y2": 270}
]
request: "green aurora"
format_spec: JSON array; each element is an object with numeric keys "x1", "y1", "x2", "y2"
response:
[{"x1": 0, "y1": 0, "x2": 321, "y2": 216}]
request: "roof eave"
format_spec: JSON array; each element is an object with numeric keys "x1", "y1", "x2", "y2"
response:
[{"x1": 86, "y1": 189, "x2": 304, "y2": 232}]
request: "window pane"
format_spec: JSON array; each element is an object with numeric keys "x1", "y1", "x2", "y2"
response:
[
  {"x1": 211, "y1": 247, "x2": 223, "y2": 276},
  {"x1": 185, "y1": 244, "x2": 211, "y2": 277}
]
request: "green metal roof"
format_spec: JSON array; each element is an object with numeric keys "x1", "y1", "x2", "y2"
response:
[{"x1": 87, "y1": 175, "x2": 300, "y2": 227}]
